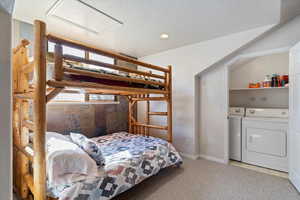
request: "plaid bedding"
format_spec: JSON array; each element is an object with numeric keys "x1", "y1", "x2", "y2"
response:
[
  {"x1": 48, "y1": 132, "x2": 182, "y2": 200},
  {"x1": 66, "y1": 62, "x2": 164, "y2": 89}
]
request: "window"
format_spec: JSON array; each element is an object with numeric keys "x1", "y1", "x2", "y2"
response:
[
  {"x1": 48, "y1": 42, "x2": 117, "y2": 103},
  {"x1": 90, "y1": 53, "x2": 114, "y2": 65},
  {"x1": 48, "y1": 42, "x2": 55, "y2": 52},
  {"x1": 52, "y1": 92, "x2": 116, "y2": 103},
  {"x1": 48, "y1": 42, "x2": 85, "y2": 58},
  {"x1": 89, "y1": 94, "x2": 116, "y2": 101},
  {"x1": 53, "y1": 93, "x2": 85, "y2": 102},
  {"x1": 63, "y1": 46, "x2": 85, "y2": 58}
]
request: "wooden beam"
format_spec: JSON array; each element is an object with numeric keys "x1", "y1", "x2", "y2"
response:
[
  {"x1": 53, "y1": 44, "x2": 63, "y2": 81},
  {"x1": 64, "y1": 67, "x2": 166, "y2": 87},
  {"x1": 47, "y1": 80, "x2": 168, "y2": 94},
  {"x1": 46, "y1": 88, "x2": 64, "y2": 103},
  {"x1": 128, "y1": 100, "x2": 133, "y2": 133},
  {"x1": 33, "y1": 20, "x2": 47, "y2": 200},
  {"x1": 47, "y1": 34, "x2": 170, "y2": 73},
  {"x1": 131, "y1": 97, "x2": 167, "y2": 101},
  {"x1": 148, "y1": 112, "x2": 168, "y2": 116},
  {"x1": 146, "y1": 94, "x2": 150, "y2": 136},
  {"x1": 167, "y1": 65, "x2": 173, "y2": 143},
  {"x1": 63, "y1": 54, "x2": 165, "y2": 80},
  {"x1": 134, "y1": 123, "x2": 168, "y2": 130},
  {"x1": 14, "y1": 92, "x2": 34, "y2": 100}
]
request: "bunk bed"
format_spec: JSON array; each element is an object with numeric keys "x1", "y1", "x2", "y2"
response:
[{"x1": 13, "y1": 20, "x2": 181, "y2": 200}]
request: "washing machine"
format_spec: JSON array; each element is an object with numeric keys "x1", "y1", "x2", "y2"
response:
[
  {"x1": 229, "y1": 107, "x2": 245, "y2": 161},
  {"x1": 242, "y1": 108, "x2": 289, "y2": 172}
]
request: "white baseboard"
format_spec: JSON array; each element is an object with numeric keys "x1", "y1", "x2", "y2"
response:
[
  {"x1": 180, "y1": 152, "x2": 200, "y2": 160},
  {"x1": 199, "y1": 154, "x2": 227, "y2": 164},
  {"x1": 290, "y1": 169, "x2": 300, "y2": 192}
]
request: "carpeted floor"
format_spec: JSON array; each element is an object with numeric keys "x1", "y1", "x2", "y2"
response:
[{"x1": 114, "y1": 158, "x2": 300, "y2": 200}]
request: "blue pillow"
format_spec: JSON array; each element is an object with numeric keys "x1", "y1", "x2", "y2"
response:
[{"x1": 70, "y1": 133, "x2": 105, "y2": 166}]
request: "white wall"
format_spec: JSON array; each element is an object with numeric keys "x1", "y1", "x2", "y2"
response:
[
  {"x1": 242, "y1": 15, "x2": 300, "y2": 54},
  {"x1": 139, "y1": 14, "x2": 300, "y2": 160},
  {"x1": 139, "y1": 25, "x2": 274, "y2": 156},
  {"x1": 0, "y1": 9, "x2": 12, "y2": 200},
  {"x1": 199, "y1": 65, "x2": 228, "y2": 161}
]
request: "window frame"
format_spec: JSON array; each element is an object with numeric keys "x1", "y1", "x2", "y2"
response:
[{"x1": 48, "y1": 42, "x2": 119, "y2": 104}]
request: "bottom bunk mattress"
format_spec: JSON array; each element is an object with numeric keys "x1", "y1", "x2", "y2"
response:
[{"x1": 48, "y1": 132, "x2": 182, "y2": 200}]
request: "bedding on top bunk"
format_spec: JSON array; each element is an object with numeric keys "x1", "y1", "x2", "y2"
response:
[
  {"x1": 47, "y1": 132, "x2": 182, "y2": 200},
  {"x1": 47, "y1": 62, "x2": 164, "y2": 90}
]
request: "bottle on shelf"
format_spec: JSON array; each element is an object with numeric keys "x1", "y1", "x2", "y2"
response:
[{"x1": 263, "y1": 75, "x2": 271, "y2": 88}]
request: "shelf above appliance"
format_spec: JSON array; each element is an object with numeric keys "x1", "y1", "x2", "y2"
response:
[{"x1": 230, "y1": 87, "x2": 289, "y2": 91}]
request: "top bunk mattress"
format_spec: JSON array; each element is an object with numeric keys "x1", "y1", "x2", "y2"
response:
[{"x1": 47, "y1": 61, "x2": 165, "y2": 90}]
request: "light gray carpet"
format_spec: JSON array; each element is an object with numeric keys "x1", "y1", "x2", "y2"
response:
[{"x1": 114, "y1": 158, "x2": 300, "y2": 200}]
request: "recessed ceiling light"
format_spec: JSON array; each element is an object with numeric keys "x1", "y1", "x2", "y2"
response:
[{"x1": 160, "y1": 33, "x2": 169, "y2": 39}]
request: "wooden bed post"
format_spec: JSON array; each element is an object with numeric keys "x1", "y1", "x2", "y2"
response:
[
  {"x1": 33, "y1": 20, "x2": 47, "y2": 200},
  {"x1": 167, "y1": 66, "x2": 173, "y2": 142},
  {"x1": 53, "y1": 43, "x2": 63, "y2": 81},
  {"x1": 128, "y1": 96, "x2": 133, "y2": 133},
  {"x1": 146, "y1": 94, "x2": 150, "y2": 136}
]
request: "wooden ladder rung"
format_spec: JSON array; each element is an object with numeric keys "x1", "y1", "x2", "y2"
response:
[
  {"x1": 132, "y1": 97, "x2": 168, "y2": 101},
  {"x1": 148, "y1": 112, "x2": 168, "y2": 116},
  {"x1": 134, "y1": 123, "x2": 168, "y2": 130},
  {"x1": 24, "y1": 173, "x2": 34, "y2": 195},
  {"x1": 23, "y1": 120, "x2": 34, "y2": 131},
  {"x1": 14, "y1": 92, "x2": 34, "y2": 100},
  {"x1": 14, "y1": 144, "x2": 33, "y2": 162},
  {"x1": 21, "y1": 61, "x2": 34, "y2": 73}
]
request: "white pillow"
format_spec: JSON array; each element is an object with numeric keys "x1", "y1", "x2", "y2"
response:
[
  {"x1": 70, "y1": 132, "x2": 105, "y2": 166},
  {"x1": 46, "y1": 132, "x2": 99, "y2": 186}
]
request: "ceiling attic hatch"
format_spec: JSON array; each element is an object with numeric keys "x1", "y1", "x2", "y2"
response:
[{"x1": 47, "y1": 0, "x2": 123, "y2": 35}]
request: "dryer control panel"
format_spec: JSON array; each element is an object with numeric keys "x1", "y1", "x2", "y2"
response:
[{"x1": 245, "y1": 108, "x2": 289, "y2": 118}]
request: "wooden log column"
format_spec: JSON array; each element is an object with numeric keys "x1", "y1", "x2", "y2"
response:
[
  {"x1": 167, "y1": 66, "x2": 173, "y2": 142},
  {"x1": 33, "y1": 20, "x2": 47, "y2": 200}
]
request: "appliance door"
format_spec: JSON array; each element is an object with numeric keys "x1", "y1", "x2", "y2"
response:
[
  {"x1": 229, "y1": 116, "x2": 242, "y2": 161},
  {"x1": 246, "y1": 128, "x2": 286, "y2": 157},
  {"x1": 242, "y1": 118, "x2": 288, "y2": 172}
]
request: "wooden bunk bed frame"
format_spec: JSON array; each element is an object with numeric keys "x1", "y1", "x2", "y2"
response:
[{"x1": 13, "y1": 20, "x2": 172, "y2": 200}]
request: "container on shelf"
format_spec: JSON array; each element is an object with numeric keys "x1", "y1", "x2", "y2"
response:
[
  {"x1": 263, "y1": 75, "x2": 271, "y2": 88},
  {"x1": 249, "y1": 82, "x2": 261, "y2": 88}
]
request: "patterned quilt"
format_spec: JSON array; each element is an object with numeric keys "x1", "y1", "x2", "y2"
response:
[{"x1": 48, "y1": 132, "x2": 182, "y2": 200}]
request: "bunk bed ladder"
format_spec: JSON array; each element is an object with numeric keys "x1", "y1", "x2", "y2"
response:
[
  {"x1": 128, "y1": 65, "x2": 172, "y2": 142},
  {"x1": 13, "y1": 20, "x2": 48, "y2": 200},
  {"x1": 13, "y1": 38, "x2": 32, "y2": 199}
]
